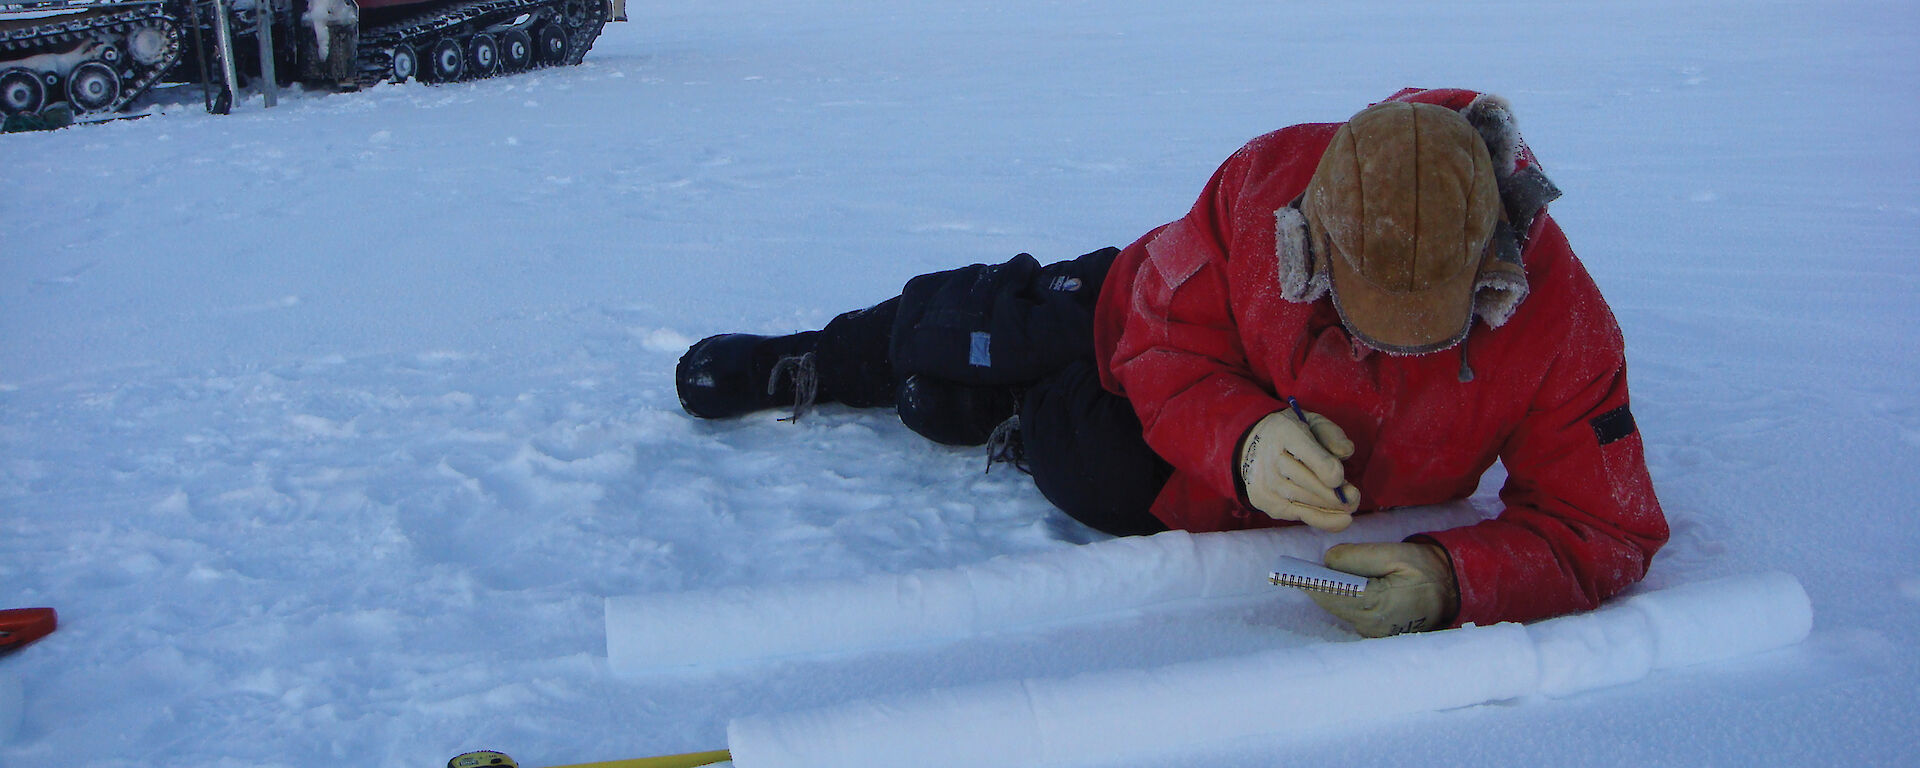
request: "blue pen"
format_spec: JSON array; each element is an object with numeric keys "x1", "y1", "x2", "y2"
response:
[{"x1": 1287, "y1": 396, "x2": 1349, "y2": 504}]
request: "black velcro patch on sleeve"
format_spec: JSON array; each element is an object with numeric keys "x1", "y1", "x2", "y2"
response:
[{"x1": 1591, "y1": 404, "x2": 1637, "y2": 446}]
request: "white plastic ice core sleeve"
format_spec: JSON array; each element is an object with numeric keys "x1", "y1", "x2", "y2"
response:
[
  {"x1": 604, "y1": 504, "x2": 1485, "y2": 675},
  {"x1": 724, "y1": 572, "x2": 1813, "y2": 768}
]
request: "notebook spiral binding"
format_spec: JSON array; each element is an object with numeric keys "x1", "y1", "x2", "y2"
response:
[{"x1": 1267, "y1": 571, "x2": 1366, "y2": 597}]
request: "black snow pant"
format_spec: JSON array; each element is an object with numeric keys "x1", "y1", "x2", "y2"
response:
[{"x1": 815, "y1": 248, "x2": 1171, "y2": 537}]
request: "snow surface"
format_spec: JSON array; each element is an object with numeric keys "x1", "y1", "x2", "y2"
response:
[{"x1": 3, "y1": 0, "x2": 1918, "y2": 766}]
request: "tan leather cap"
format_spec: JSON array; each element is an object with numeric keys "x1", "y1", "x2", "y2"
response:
[{"x1": 1302, "y1": 101, "x2": 1502, "y2": 354}]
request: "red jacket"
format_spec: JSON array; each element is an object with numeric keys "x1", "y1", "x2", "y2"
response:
[{"x1": 1092, "y1": 88, "x2": 1668, "y2": 627}]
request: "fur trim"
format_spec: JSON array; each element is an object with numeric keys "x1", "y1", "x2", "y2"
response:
[
  {"x1": 1471, "y1": 223, "x2": 1529, "y2": 328},
  {"x1": 1473, "y1": 271, "x2": 1529, "y2": 329},
  {"x1": 1463, "y1": 93, "x2": 1521, "y2": 178},
  {"x1": 1459, "y1": 93, "x2": 1543, "y2": 329},
  {"x1": 1473, "y1": 279, "x2": 1528, "y2": 329},
  {"x1": 1274, "y1": 205, "x2": 1328, "y2": 303},
  {"x1": 1462, "y1": 93, "x2": 1561, "y2": 231}
]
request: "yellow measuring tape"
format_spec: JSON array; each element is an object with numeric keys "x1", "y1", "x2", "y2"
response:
[
  {"x1": 452, "y1": 748, "x2": 732, "y2": 768},
  {"x1": 548, "y1": 751, "x2": 732, "y2": 768}
]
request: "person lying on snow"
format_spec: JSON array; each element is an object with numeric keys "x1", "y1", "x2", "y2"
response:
[{"x1": 675, "y1": 88, "x2": 1669, "y2": 638}]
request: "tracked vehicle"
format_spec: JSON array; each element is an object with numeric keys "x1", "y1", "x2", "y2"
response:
[{"x1": 0, "y1": 0, "x2": 620, "y2": 118}]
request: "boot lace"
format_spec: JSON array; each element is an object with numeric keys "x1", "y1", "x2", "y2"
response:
[
  {"x1": 984, "y1": 415, "x2": 1029, "y2": 475},
  {"x1": 769, "y1": 352, "x2": 819, "y2": 423}
]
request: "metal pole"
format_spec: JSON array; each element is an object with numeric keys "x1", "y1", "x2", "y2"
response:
[
  {"x1": 184, "y1": 0, "x2": 217, "y2": 113},
  {"x1": 210, "y1": 0, "x2": 241, "y2": 112},
  {"x1": 255, "y1": 0, "x2": 278, "y2": 107}
]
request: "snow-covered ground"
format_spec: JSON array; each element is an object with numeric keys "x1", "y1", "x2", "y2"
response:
[{"x1": 3, "y1": 0, "x2": 1917, "y2": 766}]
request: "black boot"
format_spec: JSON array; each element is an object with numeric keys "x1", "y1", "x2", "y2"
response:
[
  {"x1": 894, "y1": 375, "x2": 1020, "y2": 446},
  {"x1": 676, "y1": 332, "x2": 822, "y2": 419},
  {"x1": 678, "y1": 299, "x2": 901, "y2": 420}
]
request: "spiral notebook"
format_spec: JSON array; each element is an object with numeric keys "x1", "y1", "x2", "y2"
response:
[{"x1": 1267, "y1": 555, "x2": 1368, "y2": 597}]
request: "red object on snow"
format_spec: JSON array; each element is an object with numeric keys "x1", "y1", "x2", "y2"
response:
[{"x1": 0, "y1": 607, "x2": 57, "y2": 652}]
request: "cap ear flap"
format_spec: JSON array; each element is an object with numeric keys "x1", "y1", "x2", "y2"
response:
[
  {"x1": 1461, "y1": 93, "x2": 1561, "y2": 237},
  {"x1": 1275, "y1": 202, "x2": 1329, "y2": 303},
  {"x1": 1471, "y1": 220, "x2": 1530, "y2": 329},
  {"x1": 1462, "y1": 94, "x2": 1519, "y2": 178}
]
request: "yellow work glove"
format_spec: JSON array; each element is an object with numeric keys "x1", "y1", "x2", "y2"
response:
[
  {"x1": 1236, "y1": 409, "x2": 1361, "y2": 531},
  {"x1": 1307, "y1": 542, "x2": 1460, "y2": 637}
]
